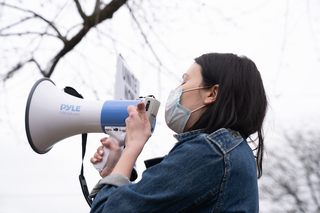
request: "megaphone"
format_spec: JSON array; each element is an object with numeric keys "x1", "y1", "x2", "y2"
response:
[{"x1": 25, "y1": 78, "x2": 160, "y2": 170}]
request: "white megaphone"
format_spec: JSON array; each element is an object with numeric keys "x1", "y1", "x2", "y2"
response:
[{"x1": 25, "y1": 78, "x2": 160, "y2": 171}]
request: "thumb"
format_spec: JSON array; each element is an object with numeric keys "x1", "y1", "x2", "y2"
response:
[{"x1": 137, "y1": 102, "x2": 148, "y2": 122}]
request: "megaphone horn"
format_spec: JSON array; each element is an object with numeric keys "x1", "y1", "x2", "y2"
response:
[{"x1": 25, "y1": 78, "x2": 160, "y2": 154}]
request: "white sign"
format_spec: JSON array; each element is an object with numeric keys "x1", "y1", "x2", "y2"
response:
[{"x1": 114, "y1": 55, "x2": 140, "y2": 100}]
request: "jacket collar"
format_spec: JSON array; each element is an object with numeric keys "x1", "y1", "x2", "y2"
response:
[{"x1": 173, "y1": 129, "x2": 205, "y2": 141}]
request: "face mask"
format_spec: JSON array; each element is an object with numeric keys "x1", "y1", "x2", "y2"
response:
[{"x1": 165, "y1": 87, "x2": 207, "y2": 133}]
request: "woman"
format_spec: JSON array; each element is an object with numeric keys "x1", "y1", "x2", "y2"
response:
[{"x1": 90, "y1": 53, "x2": 267, "y2": 213}]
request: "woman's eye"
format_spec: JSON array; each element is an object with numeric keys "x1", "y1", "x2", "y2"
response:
[{"x1": 181, "y1": 81, "x2": 186, "y2": 85}]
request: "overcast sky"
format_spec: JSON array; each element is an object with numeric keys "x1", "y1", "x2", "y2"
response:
[{"x1": 1, "y1": 0, "x2": 320, "y2": 212}]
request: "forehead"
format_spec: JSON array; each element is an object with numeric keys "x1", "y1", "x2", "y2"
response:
[{"x1": 184, "y1": 63, "x2": 203, "y2": 81}]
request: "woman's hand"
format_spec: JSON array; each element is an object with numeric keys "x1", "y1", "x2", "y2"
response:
[
  {"x1": 125, "y1": 102, "x2": 152, "y2": 153},
  {"x1": 110, "y1": 102, "x2": 152, "y2": 179},
  {"x1": 90, "y1": 137, "x2": 122, "y2": 178}
]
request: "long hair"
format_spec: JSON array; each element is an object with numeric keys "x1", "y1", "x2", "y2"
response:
[{"x1": 190, "y1": 53, "x2": 267, "y2": 178}]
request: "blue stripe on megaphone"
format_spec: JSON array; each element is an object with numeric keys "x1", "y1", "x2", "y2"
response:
[{"x1": 100, "y1": 100, "x2": 140, "y2": 132}]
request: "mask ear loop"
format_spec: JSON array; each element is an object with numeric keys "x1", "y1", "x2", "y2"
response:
[
  {"x1": 182, "y1": 86, "x2": 210, "y2": 93},
  {"x1": 190, "y1": 104, "x2": 206, "y2": 113},
  {"x1": 182, "y1": 86, "x2": 211, "y2": 113}
]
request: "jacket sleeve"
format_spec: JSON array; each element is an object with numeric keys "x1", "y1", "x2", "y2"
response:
[
  {"x1": 90, "y1": 174, "x2": 131, "y2": 198},
  {"x1": 90, "y1": 136, "x2": 225, "y2": 213}
]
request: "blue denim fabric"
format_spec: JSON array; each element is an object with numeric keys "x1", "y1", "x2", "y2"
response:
[{"x1": 90, "y1": 128, "x2": 259, "y2": 213}]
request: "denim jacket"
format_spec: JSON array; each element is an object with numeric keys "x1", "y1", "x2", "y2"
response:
[{"x1": 90, "y1": 128, "x2": 259, "y2": 213}]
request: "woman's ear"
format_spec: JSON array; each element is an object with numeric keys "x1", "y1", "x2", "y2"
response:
[{"x1": 204, "y1": 85, "x2": 219, "y2": 104}]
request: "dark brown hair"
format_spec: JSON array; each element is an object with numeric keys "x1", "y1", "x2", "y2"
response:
[{"x1": 191, "y1": 53, "x2": 267, "y2": 178}]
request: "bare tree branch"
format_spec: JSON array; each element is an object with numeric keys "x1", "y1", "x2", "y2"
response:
[
  {"x1": 2, "y1": 58, "x2": 44, "y2": 81},
  {"x1": 65, "y1": 23, "x2": 83, "y2": 38},
  {"x1": 0, "y1": 0, "x2": 128, "y2": 80},
  {"x1": 126, "y1": 2, "x2": 162, "y2": 67},
  {"x1": 73, "y1": 0, "x2": 87, "y2": 20},
  {"x1": 93, "y1": 0, "x2": 101, "y2": 26},
  {"x1": 0, "y1": 31, "x2": 58, "y2": 38},
  {"x1": 260, "y1": 130, "x2": 320, "y2": 212},
  {"x1": 0, "y1": 2, "x2": 66, "y2": 42},
  {"x1": 0, "y1": 16, "x2": 33, "y2": 33},
  {"x1": 44, "y1": 0, "x2": 128, "y2": 78}
]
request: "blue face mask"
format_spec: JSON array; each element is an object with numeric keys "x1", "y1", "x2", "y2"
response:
[{"x1": 165, "y1": 87, "x2": 207, "y2": 133}]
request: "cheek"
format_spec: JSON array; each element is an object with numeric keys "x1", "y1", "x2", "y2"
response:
[
  {"x1": 180, "y1": 92, "x2": 198, "y2": 111},
  {"x1": 179, "y1": 90, "x2": 189, "y2": 108},
  {"x1": 182, "y1": 93, "x2": 206, "y2": 112}
]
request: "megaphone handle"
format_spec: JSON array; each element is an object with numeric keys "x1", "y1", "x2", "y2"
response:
[
  {"x1": 93, "y1": 132, "x2": 125, "y2": 172},
  {"x1": 93, "y1": 144, "x2": 112, "y2": 172}
]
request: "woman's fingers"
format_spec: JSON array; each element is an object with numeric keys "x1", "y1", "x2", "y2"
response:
[
  {"x1": 99, "y1": 139, "x2": 123, "y2": 178},
  {"x1": 90, "y1": 146, "x2": 104, "y2": 163},
  {"x1": 137, "y1": 102, "x2": 148, "y2": 122}
]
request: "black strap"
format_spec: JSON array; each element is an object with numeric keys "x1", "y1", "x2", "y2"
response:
[
  {"x1": 63, "y1": 86, "x2": 93, "y2": 207},
  {"x1": 79, "y1": 133, "x2": 93, "y2": 207}
]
